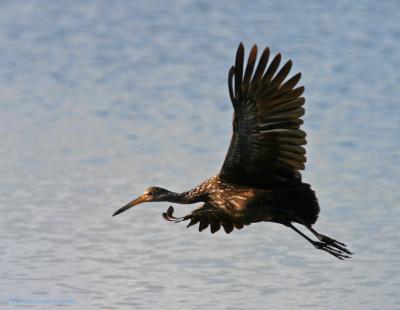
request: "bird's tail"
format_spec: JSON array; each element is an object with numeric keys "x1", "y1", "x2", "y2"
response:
[{"x1": 271, "y1": 183, "x2": 320, "y2": 225}]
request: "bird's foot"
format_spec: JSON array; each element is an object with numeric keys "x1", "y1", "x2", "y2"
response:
[
  {"x1": 313, "y1": 241, "x2": 351, "y2": 260},
  {"x1": 162, "y1": 206, "x2": 180, "y2": 222},
  {"x1": 162, "y1": 206, "x2": 189, "y2": 223},
  {"x1": 316, "y1": 234, "x2": 353, "y2": 255}
]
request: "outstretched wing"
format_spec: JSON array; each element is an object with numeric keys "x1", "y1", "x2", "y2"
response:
[{"x1": 220, "y1": 43, "x2": 307, "y2": 188}]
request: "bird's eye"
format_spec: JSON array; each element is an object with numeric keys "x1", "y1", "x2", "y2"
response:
[{"x1": 147, "y1": 192, "x2": 153, "y2": 196}]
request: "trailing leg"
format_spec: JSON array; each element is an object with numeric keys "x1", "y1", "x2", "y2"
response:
[
  {"x1": 288, "y1": 209, "x2": 353, "y2": 256},
  {"x1": 287, "y1": 223, "x2": 351, "y2": 260}
]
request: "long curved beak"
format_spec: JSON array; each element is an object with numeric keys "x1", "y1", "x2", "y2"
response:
[{"x1": 112, "y1": 195, "x2": 147, "y2": 216}]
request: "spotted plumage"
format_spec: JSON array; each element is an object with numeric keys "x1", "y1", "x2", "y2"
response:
[{"x1": 113, "y1": 43, "x2": 352, "y2": 259}]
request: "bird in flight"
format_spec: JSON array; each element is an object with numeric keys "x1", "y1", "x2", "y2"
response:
[{"x1": 113, "y1": 43, "x2": 352, "y2": 259}]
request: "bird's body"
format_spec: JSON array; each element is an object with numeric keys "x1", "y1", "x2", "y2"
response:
[
  {"x1": 165, "y1": 175, "x2": 318, "y2": 228},
  {"x1": 113, "y1": 43, "x2": 352, "y2": 259}
]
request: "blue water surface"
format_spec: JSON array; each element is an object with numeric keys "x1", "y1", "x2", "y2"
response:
[{"x1": 1, "y1": 1, "x2": 399, "y2": 309}]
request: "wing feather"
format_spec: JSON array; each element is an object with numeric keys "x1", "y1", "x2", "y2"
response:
[
  {"x1": 234, "y1": 44, "x2": 244, "y2": 100},
  {"x1": 252, "y1": 47, "x2": 270, "y2": 84},
  {"x1": 243, "y1": 45, "x2": 258, "y2": 93}
]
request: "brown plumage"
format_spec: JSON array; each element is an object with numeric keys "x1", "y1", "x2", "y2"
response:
[{"x1": 113, "y1": 43, "x2": 352, "y2": 259}]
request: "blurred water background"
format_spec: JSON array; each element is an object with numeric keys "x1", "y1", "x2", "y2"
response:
[{"x1": 1, "y1": 0, "x2": 399, "y2": 309}]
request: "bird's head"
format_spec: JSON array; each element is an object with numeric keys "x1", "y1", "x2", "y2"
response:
[{"x1": 112, "y1": 187, "x2": 171, "y2": 216}]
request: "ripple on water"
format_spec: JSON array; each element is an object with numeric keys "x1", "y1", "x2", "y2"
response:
[{"x1": 1, "y1": 1, "x2": 399, "y2": 309}]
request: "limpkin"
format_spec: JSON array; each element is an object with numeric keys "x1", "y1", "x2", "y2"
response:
[{"x1": 113, "y1": 43, "x2": 352, "y2": 259}]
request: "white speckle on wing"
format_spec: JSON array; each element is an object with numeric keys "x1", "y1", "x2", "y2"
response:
[{"x1": 230, "y1": 200, "x2": 240, "y2": 207}]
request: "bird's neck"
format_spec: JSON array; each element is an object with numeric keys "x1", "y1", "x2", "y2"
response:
[{"x1": 167, "y1": 190, "x2": 205, "y2": 204}]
